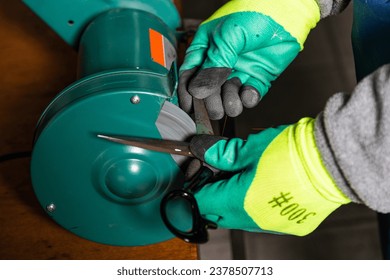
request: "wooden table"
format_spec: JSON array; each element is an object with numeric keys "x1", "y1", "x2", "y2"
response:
[{"x1": 0, "y1": 1, "x2": 197, "y2": 260}]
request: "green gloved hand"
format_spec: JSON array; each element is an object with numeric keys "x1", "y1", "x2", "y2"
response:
[
  {"x1": 179, "y1": 0, "x2": 320, "y2": 120},
  {"x1": 190, "y1": 118, "x2": 351, "y2": 236}
]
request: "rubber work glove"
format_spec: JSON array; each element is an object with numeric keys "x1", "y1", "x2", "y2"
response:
[
  {"x1": 179, "y1": 0, "x2": 320, "y2": 120},
  {"x1": 190, "y1": 118, "x2": 350, "y2": 236}
]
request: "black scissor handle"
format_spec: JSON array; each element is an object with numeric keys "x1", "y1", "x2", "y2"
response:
[
  {"x1": 160, "y1": 165, "x2": 217, "y2": 243},
  {"x1": 161, "y1": 189, "x2": 217, "y2": 243}
]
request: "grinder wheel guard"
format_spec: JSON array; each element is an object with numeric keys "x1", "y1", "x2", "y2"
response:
[{"x1": 31, "y1": 97, "x2": 196, "y2": 246}]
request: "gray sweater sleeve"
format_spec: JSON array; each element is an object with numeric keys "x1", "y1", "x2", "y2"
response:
[
  {"x1": 315, "y1": 64, "x2": 390, "y2": 213},
  {"x1": 314, "y1": 0, "x2": 351, "y2": 18}
]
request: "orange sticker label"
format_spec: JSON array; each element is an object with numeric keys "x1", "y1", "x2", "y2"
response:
[
  {"x1": 149, "y1": 28, "x2": 165, "y2": 67},
  {"x1": 149, "y1": 28, "x2": 176, "y2": 69}
]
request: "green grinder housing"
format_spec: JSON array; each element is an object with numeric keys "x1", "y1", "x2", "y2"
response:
[{"x1": 26, "y1": 0, "x2": 196, "y2": 246}]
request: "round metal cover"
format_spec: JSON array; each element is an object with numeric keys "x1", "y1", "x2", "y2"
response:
[{"x1": 31, "y1": 90, "x2": 196, "y2": 246}]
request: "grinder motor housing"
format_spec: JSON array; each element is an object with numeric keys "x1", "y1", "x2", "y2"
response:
[{"x1": 26, "y1": 0, "x2": 196, "y2": 246}]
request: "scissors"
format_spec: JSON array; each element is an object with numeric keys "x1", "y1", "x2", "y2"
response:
[{"x1": 97, "y1": 99, "x2": 220, "y2": 243}]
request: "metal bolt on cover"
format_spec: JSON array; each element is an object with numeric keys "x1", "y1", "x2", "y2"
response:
[
  {"x1": 130, "y1": 95, "x2": 140, "y2": 104},
  {"x1": 46, "y1": 203, "x2": 56, "y2": 212}
]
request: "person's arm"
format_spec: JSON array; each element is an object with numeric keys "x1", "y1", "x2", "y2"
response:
[
  {"x1": 188, "y1": 64, "x2": 390, "y2": 235},
  {"x1": 179, "y1": 0, "x2": 321, "y2": 120},
  {"x1": 315, "y1": 63, "x2": 390, "y2": 213},
  {"x1": 179, "y1": 0, "x2": 352, "y2": 120}
]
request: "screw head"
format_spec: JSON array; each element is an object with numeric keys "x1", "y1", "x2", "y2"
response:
[
  {"x1": 46, "y1": 203, "x2": 56, "y2": 212},
  {"x1": 130, "y1": 95, "x2": 140, "y2": 104}
]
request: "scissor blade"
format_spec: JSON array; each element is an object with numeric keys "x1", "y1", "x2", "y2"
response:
[{"x1": 97, "y1": 134, "x2": 194, "y2": 157}]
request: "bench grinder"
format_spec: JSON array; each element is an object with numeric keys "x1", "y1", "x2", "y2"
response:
[{"x1": 26, "y1": 0, "x2": 196, "y2": 246}]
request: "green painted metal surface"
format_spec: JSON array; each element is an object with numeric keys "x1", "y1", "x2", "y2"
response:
[
  {"x1": 31, "y1": 86, "x2": 185, "y2": 246},
  {"x1": 77, "y1": 8, "x2": 178, "y2": 79},
  {"x1": 31, "y1": 70, "x2": 194, "y2": 245},
  {"x1": 23, "y1": 0, "x2": 181, "y2": 47},
  {"x1": 30, "y1": 2, "x2": 193, "y2": 246}
]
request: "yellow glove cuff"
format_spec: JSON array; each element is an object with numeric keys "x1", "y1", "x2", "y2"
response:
[
  {"x1": 244, "y1": 118, "x2": 351, "y2": 236},
  {"x1": 203, "y1": 0, "x2": 320, "y2": 49}
]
